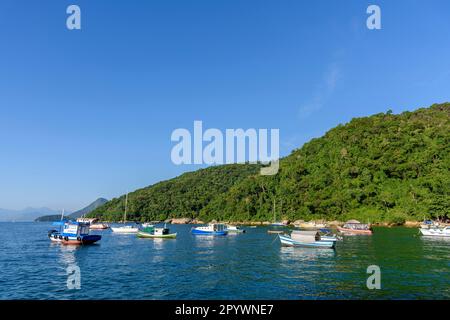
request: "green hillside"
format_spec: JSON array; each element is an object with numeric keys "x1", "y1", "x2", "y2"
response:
[
  {"x1": 88, "y1": 164, "x2": 261, "y2": 221},
  {"x1": 90, "y1": 103, "x2": 450, "y2": 224}
]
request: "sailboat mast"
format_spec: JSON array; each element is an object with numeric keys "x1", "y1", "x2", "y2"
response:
[
  {"x1": 124, "y1": 192, "x2": 128, "y2": 223},
  {"x1": 273, "y1": 199, "x2": 276, "y2": 222}
]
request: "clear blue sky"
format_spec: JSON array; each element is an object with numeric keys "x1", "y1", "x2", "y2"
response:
[{"x1": 0, "y1": 0, "x2": 449, "y2": 211}]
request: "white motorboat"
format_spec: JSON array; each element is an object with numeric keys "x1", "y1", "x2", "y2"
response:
[
  {"x1": 420, "y1": 226, "x2": 450, "y2": 237},
  {"x1": 142, "y1": 223, "x2": 154, "y2": 228},
  {"x1": 111, "y1": 225, "x2": 139, "y2": 233},
  {"x1": 226, "y1": 225, "x2": 245, "y2": 233}
]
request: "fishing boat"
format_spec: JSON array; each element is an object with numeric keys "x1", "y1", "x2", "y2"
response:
[
  {"x1": 419, "y1": 226, "x2": 450, "y2": 237},
  {"x1": 138, "y1": 225, "x2": 177, "y2": 239},
  {"x1": 191, "y1": 223, "x2": 228, "y2": 236},
  {"x1": 111, "y1": 192, "x2": 139, "y2": 233},
  {"x1": 226, "y1": 225, "x2": 246, "y2": 233},
  {"x1": 338, "y1": 220, "x2": 373, "y2": 235},
  {"x1": 48, "y1": 220, "x2": 101, "y2": 245},
  {"x1": 279, "y1": 230, "x2": 335, "y2": 249}
]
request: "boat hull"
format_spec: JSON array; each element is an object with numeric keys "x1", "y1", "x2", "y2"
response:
[
  {"x1": 49, "y1": 234, "x2": 101, "y2": 245},
  {"x1": 137, "y1": 231, "x2": 177, "y2": 238},
  {"x1": 90, "y1": 224, "x2": 109, "y2": 230},
  {"x1": 320, "y1": 235, "x2": 338, "y2": 242},
  {"x1": 191, "y1": 229, "x2": 227, "y2": 236},
  {"x1": 338, "y1": 227, "x2": 373, "y2": 235},
  {"x1": 111, "y1": 227, "x2": 139, "y2": 233},
  {"x1": 279, "y1": 235, "x2": 335, "y2": 248},
  {"x1": 419, "y1": 228, "x2": 450, "y2": 237}
]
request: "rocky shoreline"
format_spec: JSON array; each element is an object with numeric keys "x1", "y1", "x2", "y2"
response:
[{"x1": 165, "y1": 218, "x2": 424, "y2": 228}]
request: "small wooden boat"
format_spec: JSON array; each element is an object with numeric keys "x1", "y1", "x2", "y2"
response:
[
  {"x1": 268, "y1": 230, "x2": 284, "y2": 234},
  {"x1": 226, "y1": 225, "x2": 246, "y2": 233},
  {"x1": 420, "y1": 226, "x2": 450, "y2": 237},
  {"x1": 191, "y1": 223, "x2": 227, "y2": 235},
  {"x1": 279, "y1": 231, "x2": 335, "y2": 249},
  {"x1": 48, "y1": 220, "x2": 101, "y2": 245},
  {"x1": 138, "y1": 226, "x2": 176, "y2": 239},
  {"x1": 338, "y1": 220, "x2": 373, "y2": 235},
  {"x1": 296, "y1": 221, "x2": 327, "y2": 229},
  {"x1": 90, "y1": 223, "x2": 109, "y2": 230}
]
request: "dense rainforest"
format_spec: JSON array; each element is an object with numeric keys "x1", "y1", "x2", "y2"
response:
[{"x1": 89, "y1": 103, "x2": 450, "y2": 224}]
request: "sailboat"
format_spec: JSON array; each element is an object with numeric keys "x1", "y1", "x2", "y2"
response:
[
  {"x1": 111, "y1": 192, "x2": 139, "y2": 233},
  {"x1": 271, "y1": 199, "x2": 285, "y2": 226}
]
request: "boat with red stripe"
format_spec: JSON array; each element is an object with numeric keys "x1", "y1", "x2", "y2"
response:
[{"x1": 48, "y1": 220, "x2": 101, "y2": 245}]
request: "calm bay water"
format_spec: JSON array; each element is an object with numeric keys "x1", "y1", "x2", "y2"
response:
[{"x1": 0, "y1": 222, "x2": 448, "y2": 300}]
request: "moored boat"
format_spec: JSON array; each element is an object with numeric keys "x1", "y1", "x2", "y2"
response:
[
  {"x1": 296, "y1": 221, "x2": 327, "y2": 229},
  {"x1": 142, "y1": 223, "x2": 154, "y2": 228},
  {"x1": 419, "y1": 226, "x2": 450, "y2": 237},
  {"x1": 48, "y1": 220, "x2": 101, "y2": 245},
  {"x1": 138, "y1": 226, "x2": 177, "y2": 239},
  {"x1": 111, "y1": 225, "x2": 139, "y2": 233},
  {"x1": 90, "y1": 223, "x2": 109, "y2": 230},
  {"x1": 191, "y1": 223, "x2": 228, "y2": 236},
  {"x1": 268, "y1": 230, "x2": 284, "y2": 234},
  {"x1": 338, "y1": 220, "x2": 373, "y2": 235},
  {"x1": 226, "y1": 225, "x2": 245, "y2": 233},
  {"x1": 111, "y1": 192, "x2": 139, "y2": 233},
  {"x1": 279, "y1": 230, "x2": 335, "y2": 249}
]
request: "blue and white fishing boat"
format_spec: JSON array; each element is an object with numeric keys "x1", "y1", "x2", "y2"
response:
[
  {"x1": 48, "y1": 220, "x2": 101, "y2": 245},
  {"x1": 191, "y1": 223, "x2": 228, "y2": 236},
  {"x1": 279, "y1": 230, "x2": 335, "y2": 249}
]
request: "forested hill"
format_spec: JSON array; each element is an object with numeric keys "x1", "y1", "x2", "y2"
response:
[
  {"x1": 90, "y1": 103, "x2": 449, "y2": 224},
  {"x1": 88, "y1": 164, "x2": 261, "y2": 221}
]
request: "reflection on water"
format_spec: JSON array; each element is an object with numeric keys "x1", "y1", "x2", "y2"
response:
[
  {"x1": 57, "y1": 244, "x2": 78, "y2": 266},
  {"x1": 279, "y1": 246, "x2": 336, "y2": 261}
]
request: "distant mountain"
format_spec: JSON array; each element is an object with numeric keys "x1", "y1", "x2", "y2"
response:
[
  {"x1": 34, "y1": 198, "x2": 108, "y2": 222},
  {"x1": 0, "y1": 207, "x2": 65, "y2": 222},
  {"x1": 69, "y1": 198, "x2": 108, "y2": 219}
]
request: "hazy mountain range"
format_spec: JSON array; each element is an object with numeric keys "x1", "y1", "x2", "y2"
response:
[
  {"x1": 0, "y1": 207, "x2": 69, "y2": 222},
  {"x1": 0, "y1": 198, "x2": 108, "y2": 222},
  {"x1": 34, "y1": 198, "x2": 108, "y2": 222}
]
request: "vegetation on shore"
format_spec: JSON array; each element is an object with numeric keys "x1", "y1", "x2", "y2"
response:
[{"x1": 89, "y1": 103, "x2": 450, "y2": 224}]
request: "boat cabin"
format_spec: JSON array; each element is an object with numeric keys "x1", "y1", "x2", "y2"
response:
[
  {"x1": 291, "y1": 230, "x2": 321, "y2": 243},
  {"x1": 61, "y1": 221, "x2": 91, "y2": 237},
  {"x1": 154, "y1": 227, "x2": 170, "y2": 236}
]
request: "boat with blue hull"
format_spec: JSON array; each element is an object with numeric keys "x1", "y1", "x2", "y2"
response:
[
  {"x1": 48, "y1": 220, "x2": 101, "y2": 245},
  {"x1": 279, "y1": 230, "x2": 335, "y2": 249},
  {"x1": 191, "y1": 223, "x2": 228, "y2": 236}
]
